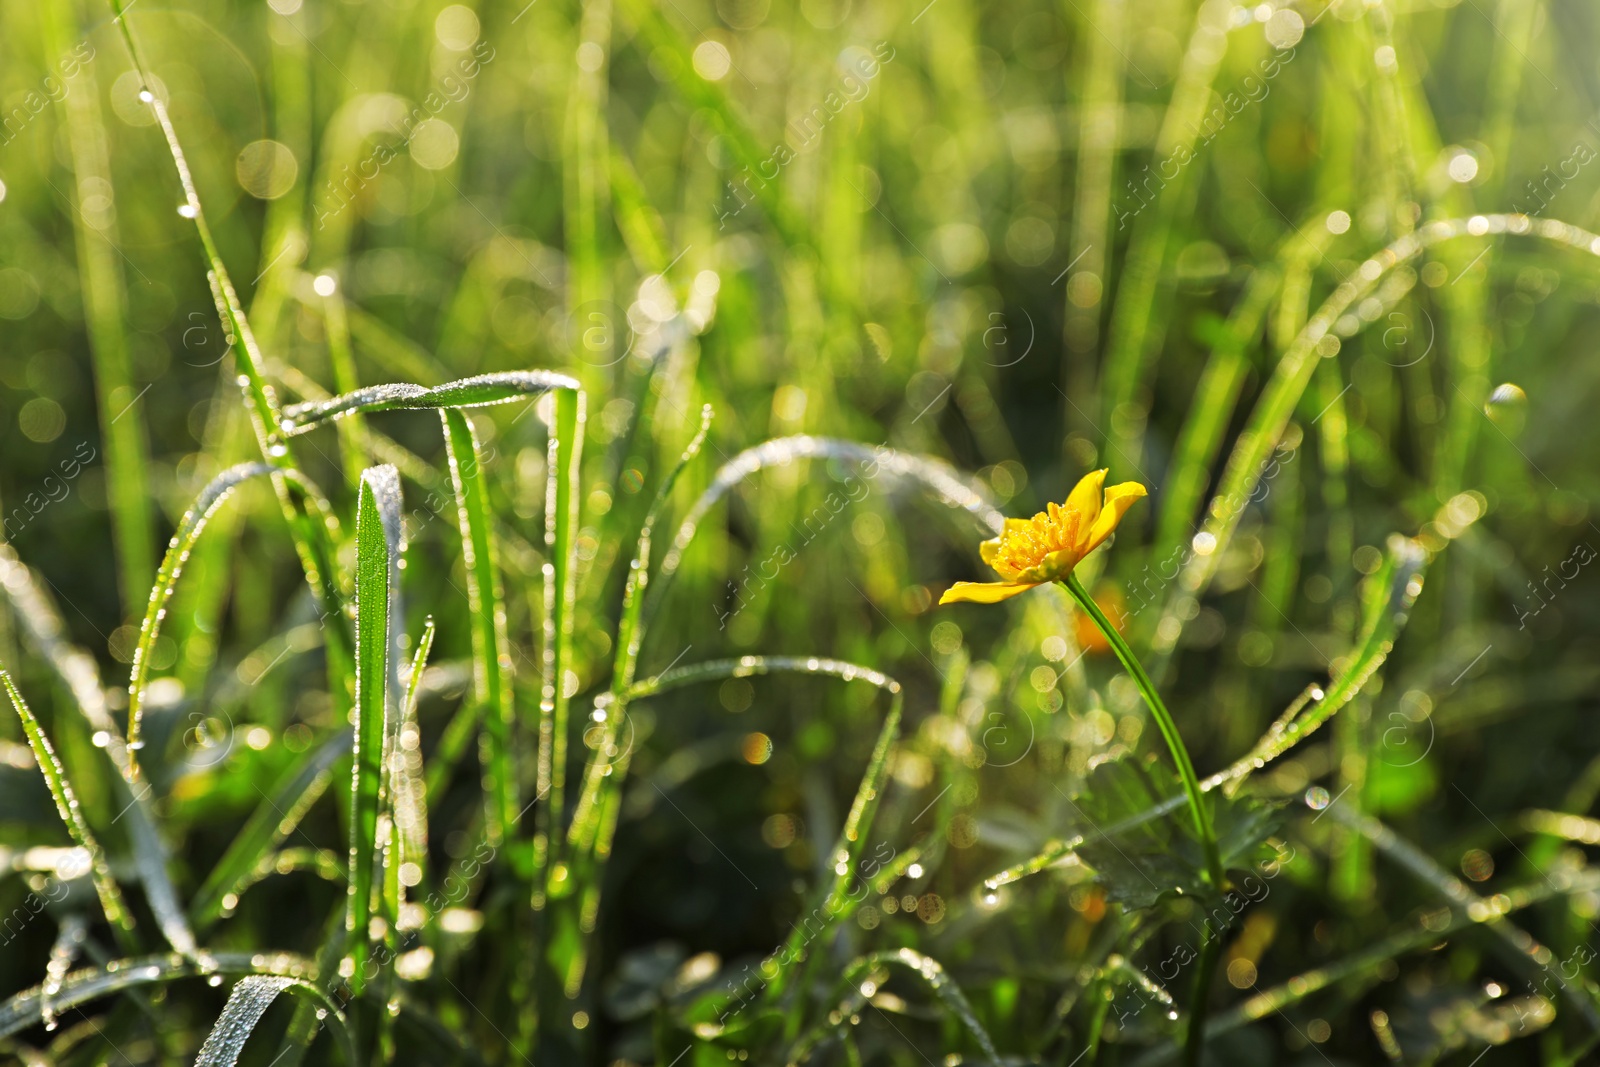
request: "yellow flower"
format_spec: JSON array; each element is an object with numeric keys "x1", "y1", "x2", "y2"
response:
[{"x1": 939, "y1": 469, "x2": 1146, "y2": 605}]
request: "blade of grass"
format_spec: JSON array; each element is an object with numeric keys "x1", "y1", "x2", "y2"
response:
[
  {"x1": 1148, "y1": 214, "x2": 1600, "y2": 664},
  {"x1": 126, "y1": 463, "x2": 273, "y2": 754},
  {"x1": 347, "y1": 465, "x2": 403, "y2": 997},
  {"x1": 43, "y1": 2, "x2": 154, "y2": 617},
  {"x1": 536, "y1": 387, "x2": 585, "y2": 886},
  {"x1": 191, "y1": 731, "x2": 354, "y2": 931},
  {"x1": 0, "y1": 951, "x2": 335, "y2": 1041},
  {"x1": 1126, "y1": 868, "x2": 1600, "y2": 1066},
  {"x1": 1152, "y1": 266, "x2": 1280, "y2": 558},
  {"x1": 770, "y1": 680, "x2": 901, "y2": 1038},
  {"x1": 1319, "y1": 799, "x2": 1600, "y2": 1032},
  {"x1": 105, "y1": 0, "x2": 351, "y2": 715},
  {"x1": 194, "y1": 975, "x2": 353, "y2": 1067},
  {"x1": 547, "y1": 407, "x2": 713, "y2": 1018},
  {"x1": 1058, "y1": 0, "x2": 1124, "y2": 406},
  {"x1": 0, "y1": 670, "x2": 133, "y2": 939},
  {"x1": 1097, "y1": 5, "x2": 1235, "y2": 471},
  {"x1": 569, "y1": 404, "x2": 712, "y2": 855},
  {"x1": 796, "y1": 949, "x2": 1000, "y2": 1064},
  {"x1": 0, "y1": 546, "x2": 200, "y2": 961},
  {"x1": 282, "y1": 370, "x2": 581, "y2": 431},
  {"x1": 614, "y1": 0, "x2": 811, "y2": 256},
  {"x1": 395, "y1": 616, "x2": 436, "y2": 895},
  {"x1": 441, "y1": 411, "x2": 515, "y2": 845},
  {"x1": 565, "y1": 0, "x2": 613, "y2": 382}
]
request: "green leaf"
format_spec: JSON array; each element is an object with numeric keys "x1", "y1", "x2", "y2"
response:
[
  {"x1": 347, "y1": 464, "x2": 403, "y2": 994},
  {"x1": 1073, "y1": 755, "x2": 1280, "y2": 911},
  {"x1": 0, "y1": 669, "x2": 133, "y2": 935}
]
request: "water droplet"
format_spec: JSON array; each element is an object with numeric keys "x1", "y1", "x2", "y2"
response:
[
  {"x1": 138, "y1": 90, "x2": 154, "y2": 103},
  {"x1": 268, "y1": 443, "x2": 288, "y2": 458},
  {"x1": 1483, "y1": 382, "x2": 1527, "y2": 433},
  {"x1": 177, "y1": 203, "x2": 197, "y2": 218},
  {"x1": 208, "y1": 974, "x2": 223, "y2": 987}
]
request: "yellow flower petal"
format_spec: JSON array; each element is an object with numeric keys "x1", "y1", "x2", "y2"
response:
[
  {"x1": 1082, "y1": 481, "x2": 1147, "y2": 556},
  {"x1": 1062, "y1": 468, "x2": 1107, "y2": 549},
  {"x1": 938, "y1": 580, "x2": 1038, "y2": 605}
]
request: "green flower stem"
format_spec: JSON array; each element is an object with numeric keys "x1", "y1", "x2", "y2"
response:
[
  {"x1": 1062, "y1": 573, "x2": 1226, "y2": 1067},
  {"x1": 1185, "y1": 926, "x2": 1223, "y2": 1067},
  {"x1": 1060, "y1": 574, "x2": 1225, "y2": 890}
]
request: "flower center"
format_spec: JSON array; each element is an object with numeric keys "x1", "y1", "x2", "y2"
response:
[{"x1": 996, "y1": 506, "x2": 1081, "y2": 574}]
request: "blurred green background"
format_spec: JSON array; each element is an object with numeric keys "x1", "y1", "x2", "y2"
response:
[{"x1": 3, "y1": 0, "x2": 1600, "y2": 1062}]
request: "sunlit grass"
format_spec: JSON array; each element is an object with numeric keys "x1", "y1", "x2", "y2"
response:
[{"x1": 1, "y1": 0, "x2": 1599, "y2": 1063}]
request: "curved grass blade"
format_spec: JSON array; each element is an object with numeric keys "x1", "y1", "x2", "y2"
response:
[
  {"x1": 0, "y1": 671, "x2": 131, "y2": 935},
  {"x1": 191, "y1": 731, "x2": 353, "y2": 930},
  {"x1": 347, "y1": 465, "x2": 403, "y2": 996},
  {"x1": 193, "y1": 975, "x2": 353, "y2": 1067},
  {"x1": 126, "y1": 462, "x2": 274, "y2": 754},
  {"x1": 650, "y1": 437, "x2": 1001, "y2": 625},
  {"x1": 0, "y1": 951, "x2": 332, "y2": 1039},
  {"x1": 800, "y1": 949, "x2": 1000, "y2": 1064},
  {"x1": 628, "y1": 655, "x2": 900, "y2": 702},
  {"x1": 1318, "y1": 799, "x2": 1600, "y2": 1032},
  {"x1": 281, "y1": 370, "x2": 581, "y2": 434},
  {"x1": 1151, "y1": 214, "x2": 1600, "y2": 662},
  {"x1": 231, "y1": 848, "x2": 345, "y2": 899},
  {"x1": 441, "y1": 410, "x2": 515, "y2": 843},
  {"x1": 1124, "y1": 868, "x2": 1600, "y2": 1067},
  {"x1": 0, "y1": 546, "x2": 199, "y2": 960}
]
